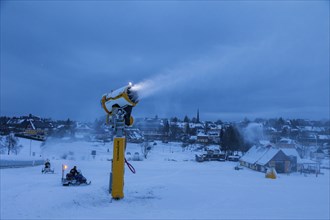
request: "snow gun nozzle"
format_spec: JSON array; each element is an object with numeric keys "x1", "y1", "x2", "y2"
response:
[
  {"x1": 126, "y1": 83, "x2": 139, "y2": 104},
  {"x1": 101, "y1": 83, "x2": 139, "y2": 126}
]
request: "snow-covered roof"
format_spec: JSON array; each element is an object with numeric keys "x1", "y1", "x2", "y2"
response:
[
  {"x1": 131, "y1": 131, "x2": 143, "y2": 139},
  {"x1": 29, "y1": 120, "x2": 36, "y2": 130},
  {"x1": 207, "y1": 131, "x2": 219, "y2": 136},
  {"x1": 256, "y1": 147, "x2": 280, "y2": 166},
  {"x1": 240, "y1": 145, "x2": 282, "y2": 166},
  {"x1": 76, "y1": 122, "x2": 92, "y2": 130},
  {"x1": 259, "y1": 140, "x2": 272, "y2": 146},
  {"x1": 300, "y1": 158, "x2": 319, "y2": 164},
  {"x1": 240, "y1": 145, "x2": 268, "y2": 164},
  {"x1": 298, "y1": 126, "x2": 324, "y2": 132},
  {"x1": 193, "y1": 123, "x2": 204, "y2": 128},
  {"x1": 206, "y1": 145, "x2": 220, "y2": 151},
  {"x1": 265, "y1": 127, "x2": 277, "y2": 132},
  {"x1": 281, "y1": 148, "x2": 302, "y2": 163},
  {"x1": 7, "y1": 118, "x2": 25, "y2": 125},
  {"x1": 197, "y1": 132, "x2": 208, "y2": 137},
  {"x1": 242, "y1": 144, "x2": 307, "y2": 166},
  {"x1": 189, "y1": 136, "x2": 197, "y2": 140},
  {"x1": 318, "y1": 135, "x2": 330, "y2": 140},
  {"x1": 279, "y1": 138, "x2": 295, "y2": 144}
]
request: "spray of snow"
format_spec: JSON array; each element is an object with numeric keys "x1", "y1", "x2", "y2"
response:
[
  {"x1": 243, "y1": 122, "x2": 265, "y2": 144},
  {"x1": 130, "y1": 41, "x2": 272, "y2": 101},
  {"x1": 130, "y1": 46, "x2": 234, "y2": 99},
  {"x1": 131, "y1": 72, "x2": 186, "y2": 99}
]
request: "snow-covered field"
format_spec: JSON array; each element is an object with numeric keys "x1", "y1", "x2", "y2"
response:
[{"x1": 1, "y1": 138, "x2": 329, "y2": 219}]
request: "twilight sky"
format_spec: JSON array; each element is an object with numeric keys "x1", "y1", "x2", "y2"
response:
[{"x1": 1, "y1": 1, "x2": 329, "y2": 122}]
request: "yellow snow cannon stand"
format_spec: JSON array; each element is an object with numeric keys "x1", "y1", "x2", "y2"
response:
[
  {"x1": 101, "y1": 83, "x2": 139, "y2": 200},
  {"x1": 111, "y1": 137, "x2": 126, "y2": 199}
]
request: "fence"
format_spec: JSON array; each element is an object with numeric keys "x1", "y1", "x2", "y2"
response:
[{"x1": 0, "y1": 159, "x2": 44, "y2": 168}]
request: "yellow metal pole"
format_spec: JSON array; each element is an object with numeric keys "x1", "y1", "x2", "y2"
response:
[{"x1": 111, "y1": 137, "x2": 126, "y2": 199}]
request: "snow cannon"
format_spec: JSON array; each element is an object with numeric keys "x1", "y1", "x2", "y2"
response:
[
  {"x1": 101, "y1": 83, "x2": 139, "y2": 200},
  {"x1": 101, "y1": 83, "x2": 139, "y2": 126}
]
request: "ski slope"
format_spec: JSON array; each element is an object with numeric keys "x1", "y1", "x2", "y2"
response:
[{"x1": 1, "y1": 139, "x2": 329, "y2": 219}]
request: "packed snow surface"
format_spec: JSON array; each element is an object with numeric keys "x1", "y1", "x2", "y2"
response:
[{"x1": 1, "y1": 139, "x2": 329, "y2": 219}]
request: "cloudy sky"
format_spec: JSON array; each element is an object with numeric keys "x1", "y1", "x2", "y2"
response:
[{"x1": 1, "y1": 1, "x2": 329, "y2": 122}]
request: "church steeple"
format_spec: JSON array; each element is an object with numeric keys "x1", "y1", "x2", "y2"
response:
[{"x1": 197, "y1": 108, "x2": 200, "y2": 123}]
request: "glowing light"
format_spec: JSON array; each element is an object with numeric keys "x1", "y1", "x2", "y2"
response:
[
  {"x1": 63, "y1": 165, "x2": 68, "y2": 170},
  {"x1": 128, "y1": 82, "x2": 132, "y2": 86}
]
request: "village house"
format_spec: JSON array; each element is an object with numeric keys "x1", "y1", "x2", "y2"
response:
[
  {"x1": 239, "y1": 145, "x2": 292, "y2": 173},
  {"x1": 276, "y1": 138, "x2": 296, "y2": 148},
  {"x1": 74, "y1": 122, "x2": 93, "y2": 140},
  {"x1": 240, "y1": 142, "x2": 322, "y2": 174},
  {"x1": 125, "y1": 128, "x2": 144, "y2": 143},
  {"x1": 195, "y1": 129, "x2": 220, "y2": 145},
  {"x1": 310, "y1": 147, "x2": 326, "y2": 160},
  {"x1": 196, "y1": 132, "x2": 209, "y2": 144},
  {"x1": 134, "y1": 117, "x2": 164, "y2": 141}
]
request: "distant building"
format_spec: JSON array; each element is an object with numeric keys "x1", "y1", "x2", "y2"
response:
[
  {"x1": 310, "y1": 147, "x2": 326, "y2": 160},
  {"x1": 197, "y1": 132, "x2": 209, "y2": 144},
  {"x1": 276, "y1": 138, "x2": 296, "y2": 148},
  {"x1": 240, "y1": 144, "x2": 321, "y2": 174},
  {"x1": 75, "y1": 122, "x2": 93, "y2": 140},
  {"x1": 134, "y1": 117, "x2": 164, "y2": 141},
  {"x1": 126, "y1": 128, "x2": 144, "y2": 143},
  {"x1": 6, "y1": 114, "x2": 53, "y2": 141},
  {"x1": 239, "y1": 145, "x2": 292, "y2": 173}
]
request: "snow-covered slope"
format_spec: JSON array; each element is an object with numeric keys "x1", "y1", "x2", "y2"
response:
[{"x1": 1, "y1": 139, "x2": 329, "y2": 219}]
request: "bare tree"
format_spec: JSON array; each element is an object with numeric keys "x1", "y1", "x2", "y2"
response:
[
  {"x1": 0, "y1": 136, "x2": 6, "y2": 154},
  {"x1": 3, "y1": 133, "x2": 23, "y2": 155}
]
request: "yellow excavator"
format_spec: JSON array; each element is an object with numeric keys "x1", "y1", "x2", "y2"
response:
[{"x1": 100, "y1": 83, "x2": 139, "y2": 200}]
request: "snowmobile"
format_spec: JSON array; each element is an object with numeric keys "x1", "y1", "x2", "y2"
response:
[
  {"x1": 62, "y1": 170, "x2": 91, "y2": 186},
  {"x1": 42, "y1": 160, "x2": 54, "y2": 174},
  {"x1": 42, "y1": 167, "x2": 54, "y2": 174}
]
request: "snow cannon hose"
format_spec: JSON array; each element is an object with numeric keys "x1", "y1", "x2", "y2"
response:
[{"x1": 125, "y1": 158, "x2": 136, "y2": 174}]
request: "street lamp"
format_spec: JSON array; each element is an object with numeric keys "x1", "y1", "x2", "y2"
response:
[{"x1": 62, "y1": 164, "x2": 68, "y2": 181}]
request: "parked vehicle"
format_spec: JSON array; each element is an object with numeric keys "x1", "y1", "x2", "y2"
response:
[
  {"x1": 195, "y1": 150, "x2": 225, "y2": 162},
  {"x1": 227, "y1": 155, "x2": 240, "y2": 162}
]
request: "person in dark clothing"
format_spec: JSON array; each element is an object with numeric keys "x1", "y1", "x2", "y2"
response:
[
  {"x1": 42, "y1": 159, "x2": 54, "y2": 173},
  {"x1": 70, "y1": 166, "x2": 79, "y2": 176},
  {"x1": 66, "y1": 166, "x2": 79, "y2": 180},
  {"x1": 44, "y1": 160, "x2": 51, "y2": 168}
]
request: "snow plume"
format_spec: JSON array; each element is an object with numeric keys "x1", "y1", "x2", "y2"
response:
[
  {"x1": 130, "y1": 42, "x2": 269, "y2": 101},
  {"x1": 131, "y1": 72, "x2": 187, "y2": 99},
  {"x1": 130, "y1": 46, "x2": 233, "y2": 100},
  {"x1": 243, "y1": 123, "x2": 265, "y2": 144}
]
